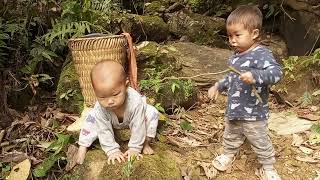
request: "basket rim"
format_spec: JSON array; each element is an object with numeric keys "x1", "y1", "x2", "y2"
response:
[{"x1": 68, "y1": 34, "x2": 126, "y2": 43}]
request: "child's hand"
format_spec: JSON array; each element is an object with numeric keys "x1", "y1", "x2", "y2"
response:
[
  {"x1": 208, "y1": 83, "x2": 219, "y2": 101},
  {"x1": 240, "y1": 72, "x2": 255, "y2": 84},
  {"x1": 76, "y1": 146, "x2": 87, "y2": 165},
  {"x1": 124, "y1": 149, "x2": 143, "y2": 161},
  {"x1": 108, "y1": 151, "x2": 125, "y2": 165}
]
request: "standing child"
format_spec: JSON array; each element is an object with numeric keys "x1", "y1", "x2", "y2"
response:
[
  {"x1": 76, "y1": 60, "x2": 158, "y2": 165},
  {"x1": 208, "y1": 5, "x2": 282, "y2": 180}
]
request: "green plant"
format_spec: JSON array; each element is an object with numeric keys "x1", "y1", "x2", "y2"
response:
[
  {"x1": 122, "y1": 155, "x2": 137, "y2": 178},
  {"x1": 59, "y1": 89, "x2": 78, "y2": 100},
  {"x1": 299, "y1": 91, "x2": 313, "y2": 107},
  {"x1": 180, "y1": 120, "x2": 193, "y2": 132},
  {"x1": 154, "y1": 103, "x2": 165, "y2": 113},
  {"x1": 301, "y1": 48, "x2": 320, "y2": 67},
  {"x1": 43, "y1": 0, "x2": 113, "y2": 45}
]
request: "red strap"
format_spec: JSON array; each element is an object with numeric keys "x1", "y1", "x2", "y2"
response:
[{"x1": 121, "y1": 33, "x2": 139, "y2": 91}]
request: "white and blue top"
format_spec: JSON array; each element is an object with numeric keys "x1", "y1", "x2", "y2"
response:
[{"x1": 217, "y1": 45, "x2": 283, "y2": 121}]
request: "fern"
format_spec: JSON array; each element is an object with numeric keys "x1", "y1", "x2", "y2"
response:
[{"x1": 43, "y1": 0, "x2": 113, "y2": 45}]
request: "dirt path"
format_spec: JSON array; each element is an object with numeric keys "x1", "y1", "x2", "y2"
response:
[{"x1": 162, "y1": 95, "x2": 318, "y2": 180}]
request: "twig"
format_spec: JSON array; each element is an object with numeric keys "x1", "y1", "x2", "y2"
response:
[
  {"x1": 0, "y1": 138, "x2": 28, "y2": 147},
  {"x1": 0, "y1": 130, "x2": 5, "y2": 143},
  {"x1": 228, "y1": 66, "x2": 263, "y2": 103},
  {"x1": 280, "y1": 0, "x2": 296, "y2": 22},
  {"x1": 308, "y1": 33, "x2": 320, "y2": 55},
  {"x1": 160, "y1": 69, "x2": 230, "y2": 82}
]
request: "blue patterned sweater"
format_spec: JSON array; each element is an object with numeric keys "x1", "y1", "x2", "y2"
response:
[{"x1": 217, "y1": 45, "x2": 283, "y2": 121}]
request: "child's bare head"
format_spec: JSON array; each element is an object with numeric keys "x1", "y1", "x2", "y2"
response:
[
  {"x1": 227, "y1": 5, "x2": 262, "y2": 32},
  {"x1": 91, "y1": 60, "x2": 128, "y2": 109}
]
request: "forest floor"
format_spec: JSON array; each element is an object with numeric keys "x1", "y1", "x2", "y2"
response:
[{"x1": 1, "y1": 90, "x2": 319, "y2": 180}]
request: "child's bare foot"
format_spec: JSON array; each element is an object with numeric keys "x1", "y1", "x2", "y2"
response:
[{"x1": 142, "y1": 142, "x2": 154, "y2": 155}]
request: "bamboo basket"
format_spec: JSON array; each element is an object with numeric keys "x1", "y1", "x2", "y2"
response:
[{"x1": 68, "y1": 34, "x2": 128, "y2": 107}]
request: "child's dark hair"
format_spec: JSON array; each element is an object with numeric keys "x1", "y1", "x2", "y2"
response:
[{"x1": 227, "y1": 5, "x2": 263, "y2": 31}]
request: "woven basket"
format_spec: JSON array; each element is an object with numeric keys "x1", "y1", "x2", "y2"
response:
[{"x1": 68, "y1": 34, "x2": 128, "y2": 107}]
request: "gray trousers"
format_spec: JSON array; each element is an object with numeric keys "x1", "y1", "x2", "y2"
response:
[{"x1": 223, "y1": 119, "x2": 276, "y2": 166}]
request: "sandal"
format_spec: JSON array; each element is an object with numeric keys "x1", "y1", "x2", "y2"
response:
[
  {"x1": 255, "y1": 167, "x2": 281, "y2": 180},
  {"x1": 212, "y1": 154, "x2": 235, "y2": 171}
]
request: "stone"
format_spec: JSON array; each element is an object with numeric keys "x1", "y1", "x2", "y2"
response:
[
  {"x1": 56, "y1": 58, "x2": 84, "y2": 114},
  {"x1": 167, "y1": 9, "x2": 226, "y2": 47},
  {"x1": 64, "y1": 143, "x2": 181, "y2": 180},
  {"x1": 121, "y1": 14, "x2": 169, "y2": 43}
]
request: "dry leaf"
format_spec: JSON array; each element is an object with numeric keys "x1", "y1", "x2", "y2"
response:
[
  {"x1": 299, "y1": 146, "x2": 314, "y2": 155},
  {"x1": 295, "y1": 156, "x2": 318, "y2": 163},
  {"x1": 291, "y1": 134, "x2": 304, "y2": 147},
  {"x1": 179, "y1": 137, "x2": 202, "y2": 147},
  {"x1": 298, "y1": 114, "x2": 320, "y2": 121},
  {"x1": 197, "y1": 162, "x2": 218, "y2": 179},
  {"x1": 1, "y1": 151, "x2": 29, "y2": 163},
  {"x1": 6, "y1": 159, "x2": 31, "y2": 180},
  {"x1": 66, "y1": 145, "x2": 79, "y2": 171}
]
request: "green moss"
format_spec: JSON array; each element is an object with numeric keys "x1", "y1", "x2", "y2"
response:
[
  {"x1": 145, "y1": 1, "x2": 163, "y2": 14},
  {"x1": 56, "y1": 60, "x2": 84, "y2": 114},
  {"x1": 65, "y1": 143, "x2": 181, "y2": 180},
  {"x1": 133, "y1": 15, "x2": 169, "y2": 42}
]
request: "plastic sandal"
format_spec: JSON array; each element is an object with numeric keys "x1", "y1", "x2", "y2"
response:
[
  {"x1": 255, "y1": 167, "x2": 281, "y2": 180},
  {"x1": 212, "y1": 154, "x2": 235, "y2": 171}
]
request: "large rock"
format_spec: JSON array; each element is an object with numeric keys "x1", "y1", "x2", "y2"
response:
[
  {"x1": 136, "y1": 41, "x2": 232, "y2": 110},
  {"x1": 121, "y1": 14, "x2": 169, "y2": 43},
  {"x1": 170, "y1": 42, "x2": 232, "y2": 84},
  {"x1": 64, "y1": 143, "x2": 181, "y2": 180},
  {"x1": 275, "y1": 56, "x2": 319, "y2": 103},
  {"x1": 167, "y1": 9, "x2": 226, "y2": 47},
  {"x1": 279, "y1": 9, "x2": 320, "y2": 55},
  {"x1": 56, "y1": 59, "x2": 84, "y2": 114},
  {"x1": 260, "y1": 34, "x2": 288, "y2": 62}
]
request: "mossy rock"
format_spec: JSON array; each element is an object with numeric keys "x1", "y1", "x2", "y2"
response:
[
  {"x1": 121, "y1": 14, "x2": 169, "y2": 43},
  {"x1": 56, "y1": 59, "x2": 84, "y2": 114},
  {"x1": 275, "y1": 56, "x2": 320, "y2": 103},
  {"x1": 167, "y1": 9, "x2": 226, "y2": 47},
  {"x1": 63, "y1": 143, "x2": 181, "y2": 180},
  {"x1": 144, "y1": 1, "x2": 168, "y2": 14}
]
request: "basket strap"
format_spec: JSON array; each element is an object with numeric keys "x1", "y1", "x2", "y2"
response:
[{"x1": 122, "y1": 33, "x2": 139, "y2": 91}]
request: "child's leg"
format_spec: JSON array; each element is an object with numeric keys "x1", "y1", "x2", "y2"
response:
[
  {"x1": 243, "y1": 120, "x2": 275, "y2": 170},
  {"x1": 223, "y1": 119, "x2": 246, "y2": 157},
  {"x1": 143, "y1": 104, "x2": 159, "y2": 155},
  {"x1": 213, "y1": 119, "x2": 246, "y2": 171}
]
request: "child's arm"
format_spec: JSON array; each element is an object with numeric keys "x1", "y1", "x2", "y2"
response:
[
  {"x1": 250, "y1": 53, "x2": 283, "y2": 85},
  {"x1": 126, "y1": 101, "x2": 146, "y2": 159}
]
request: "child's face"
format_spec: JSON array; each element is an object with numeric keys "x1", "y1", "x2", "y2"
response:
[
  {"x1": 227, "y1": 23, "x2": 259, "y2": 53},
  {"x1": 94, "y1": 79, "x2": 129, "y2": 110}
]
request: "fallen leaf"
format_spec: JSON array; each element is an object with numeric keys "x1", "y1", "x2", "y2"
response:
[
  {"x1": 295, "y1": 156, "x2": 318, "y2": 163},
  {"x1": 6, "y1": 159, "x2": 31, "y2": 180},
  {"x1": 65, "y1": 145, "x2": 78, "y2": 171},
  {"x1": 179, "y1": 137, "x2": 202, "y2": 147},
  {"x1": 1, "y1": 151, "x2": 29, "y2": 163},
  {"x1": 197, "y1": 162, "x2": 218, "y2": 179},
  {"x1": 299, "y1": 146, "x2": 314, "y2": 155},
  {"x1": 314, "y1": 170, "x2": 320, "y2": 180},
  {"x1": 36, "y1": 141, "x2": 54, "y2": 149},
  {"x1": 298, "y1": 114, "x2": 320, "y2": 121},
  {"x1": 291, "y1": 134, "x2": 304, "y2": 147}
]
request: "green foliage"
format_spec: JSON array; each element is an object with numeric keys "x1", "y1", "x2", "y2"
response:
[
  {"x1": 301, "y1": 48, "x2": 320, "y2": 67},
  {"x1": 46, "y1": 134, "x2": 71, "y2": 155},
  {"x1": 33, "y1": 154, "x2": 62, "y2": 177},
  {"x1": 298, "y1": 91, "x2": 313, "y2": 107},
  {"x1": 43, "y1": 0, "x2": 113, "y2": 45},
  {"x1": 33, "y1": 133, "x2": 71, "y2": 177},
  {"x1": 180, "y1": 120, "x2": 193, "y2": 132},
  {"x1": 311, "y1": 123, "x2": 320, "y2": 134},
  {"x1": 264, "y1": 4, "x2": 280, "y2": 19},
  {"x1": 59, "y1": 89, "x2": 78, "y2": 101},
  {"x1": 140, "y1": 67, "x2": 194, "y2": 100},
  {"x1": 154, "y1": 103, "x2": 165, "y2": 113},
  {"x1": 122, "y1": 155, "x2": 137, "y2": 178}
]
